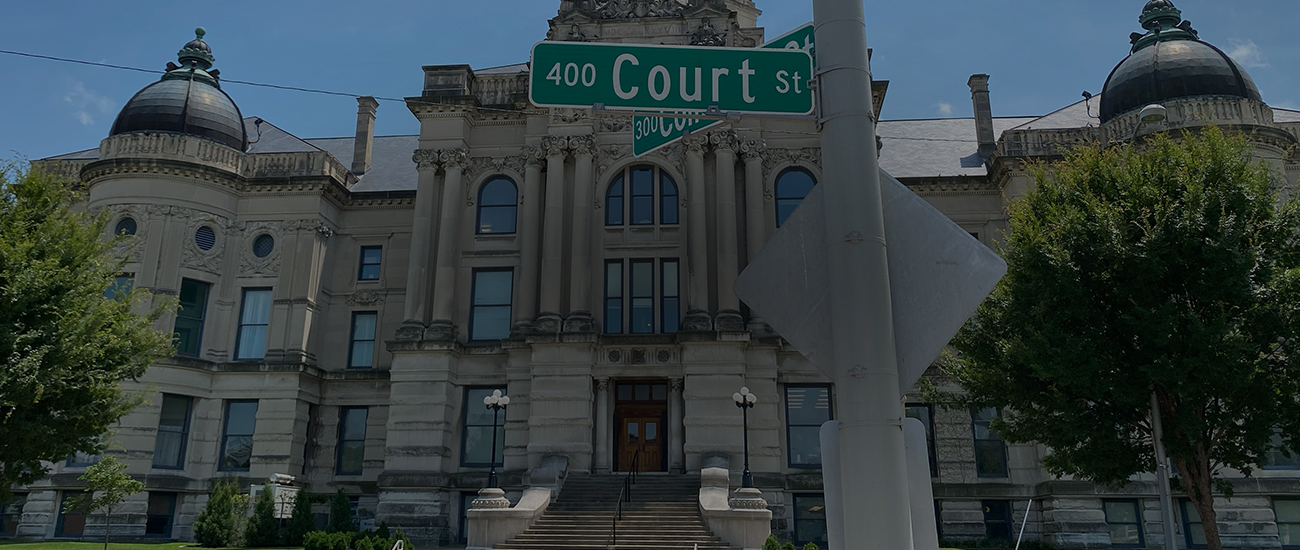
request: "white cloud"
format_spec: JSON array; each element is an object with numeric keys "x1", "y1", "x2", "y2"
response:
[
  {"x1": 936, "y1": 102, "x2": 953, "y2": 116},
  {"x1": 64, "y1": 81, "x2": 114, "y2": 126},
  {"x1": 1227, "y1": 39, "x2": 1268, "y2": 69}
]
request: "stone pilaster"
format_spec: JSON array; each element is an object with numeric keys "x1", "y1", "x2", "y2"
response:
[
  {"x1": 683, "y1": 135, "x2": 712, "y2": 331},
  {"x1": 711, "y1": 131, "x2": 743, "y2": 331},
  {"x1": 402, "y1": 150, "x2": 444, "y2": 330},
  {"x1": 741, "y1": 139, "x2": 770, "y2": 332},
  {"x1": 669, "y1": 377, "x2": 685, "y2": 473},
  {"x1": 565, "y1": 135, "x2": 597, "y2": 332},
  {"x1": 536, "y1": 136, "x2": 569, "y2": 333},
  {"x1": 428, "y1": 148, "x2": 469, "y2": 340},
  {"x1": 594, "y1": 377, "x2": 611, "y2": 473},
  {"x1": 514, "y1": 148, "x2": 546, "y2": 331}
]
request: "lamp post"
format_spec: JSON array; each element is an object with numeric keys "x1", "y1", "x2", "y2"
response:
[
  {"x1": 732, "y1": 386, "x2": 757, "y2": 488},
  {"x1": 483, "y1": 389, "x2": 509, "y2": 488}
]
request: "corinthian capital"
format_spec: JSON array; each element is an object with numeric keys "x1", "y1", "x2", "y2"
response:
[
  {"x1": 569, "y1": 135, "x2": 596, "y2": 157},
  {"x1": 683, "y1": 135, "x2": 708, "y2": 154},
  {"x1": 413, "y1": 149, "x2": 442, "y2": 172},
  {"x1": 522, "y1": 146, "x2": 546, "y2": 167},
  {"x1": 439, "y1": 148, "x2": 470, "y2": 171},
  {"x1": 542, "y1": 135, "x2": 570, "y2": 158},
  {"x1": 709, "y1": 130, "x2": 739, "y2": 154},
  {"x1": 741, "y1": 139, "x2": 766, "y2": 161}
]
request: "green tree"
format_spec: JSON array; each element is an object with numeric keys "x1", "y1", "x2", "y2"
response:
[
  {"x1": 283, "y1": 491, "x2": 317, "y2": 546},
  {"x1": 193, "y1": 479, "x2": 241, "y2": 547},
  {"x1": 0, "y1": 164, "x2": 174, "y2": 501},
  {"x1": 947, "y1": 127, "x2": 1300, "y2": 550},
  {"x1": 244, "y1": 485, "x2": 282, "y2": 547},
  {"x1": 326, "y1": 489, "x2": 355, "y2": 533},
  {"x1": 62, "y1": 456, "x2": 145, "y2": 550}
]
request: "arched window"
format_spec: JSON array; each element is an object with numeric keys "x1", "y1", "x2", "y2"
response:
[
  {"x1": 775, "y1": 168, "x2": 817, "y2": 227},
  {"x1": 606, "y1": 165, "x2": 679, "y2": 226},
  {"x1": 114, "y1": 217, "x2": 137, "y2": 236},
  {"x1": 477, "y1": 177, "x2": 518, "y2": 235}
]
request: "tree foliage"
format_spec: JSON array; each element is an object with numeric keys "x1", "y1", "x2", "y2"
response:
[
  {"x1": 63, "y1": 455, "x2": 145, "y2": 550},
  {"x1": 0, "y1": 164, "x2": 174, "y2": 501},
  {"x1": 283, "y1": 491, "x2": 318, "y2": 547},
  {"x1": 244, "y1": 485, "x2": 282, "y2": 547},
  {"x1": 327, "y1": 489, "x2": 356, "y2": 534},
  {"x1": 947, "y1": 127, "x2": 1300, "y2": 550},
  {"x1": 193, "y1": 479, "x2": 243, "y2": 547}
]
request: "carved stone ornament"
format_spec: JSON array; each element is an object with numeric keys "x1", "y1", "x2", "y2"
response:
[
  {"x1": 740, "y1": 139, "x2": 766, "y2": 161},
  {"x1": 522, "y1": 146, "x2": 546, "y2": 167},
  {"x1": 596, "y1": 377, "x2": 611, "y2": 391},
  {"x1": 466, "y1": 156, "x2": 527, "y2": 203},
  {"x1": 608, "y1": 349, "x2": 623, "y2": 363},
  {"x1": 542, "y1": 136, "x2": 570, "y2": 158},
  {"x1": 239, "y1": 221, "x2": 283, "y2": 276},
  {"x1": 587, "y1": 0, "x2": 692, "y2": 20},
  {"x1": 180, "y1": 210, "x2": 232, "y2": 275},
  {"x1": 108, "y1": 204, "x2": 148, "y2": 263},
  {"x1": 669, "y1": 377, "x2": 684, "y2": 391},
  {"x1": 569, "y1": 135, "x2": 596, "y2": 157},
  {"x1": 552, "y1": 108, "x2": 591, "y2": 124},
  {"x1": 689, "y1": 17, "x2": 727, "y2": 47},
  {"x1": 347, "y1": 290, "x2": 387, "y2": 306},
  {"x1": 631, "y1": 349, "x2": 647, "y2": 364},
  {"x1": 709, "y1": 130, "x2": 739, "y2": 153},
  {"x1": 600, "y1": 115, "x2": 632, "y2": 133},
  {"x1": 657, "y1": 349, "x2": 672, "y2": 363},
  {"x1": 413, "y1": 148, "x2": 470, "y2": 173},
  {"x1": 472, "y1": 488, "x2": 511, "y2": 509},
  {"x1": 728, "y1": 487, "x2": 769, "y2": 509}
]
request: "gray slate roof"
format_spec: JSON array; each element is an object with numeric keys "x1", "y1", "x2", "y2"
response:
[
  {"x1": 1275, "y1": 108, "x2": 1300, "y2": 123},
  {"x1": 1009, "y1": 97, "x2": 1100, "y2": 131},
  {"x1": 876, "y1": 117, "x2": 1035, "y2": 179},
  {"x1": 306, "y1": 135, "x2": 420, "y2": 193}
]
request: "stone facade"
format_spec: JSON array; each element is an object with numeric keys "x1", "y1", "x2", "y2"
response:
[{"x1": 14, "y1": 0, "x2": 1300, "y2": 548}]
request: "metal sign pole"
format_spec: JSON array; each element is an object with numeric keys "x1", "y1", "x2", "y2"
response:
[{"x1": 812, "y1": 0, "x2": 914, "y2": 548}]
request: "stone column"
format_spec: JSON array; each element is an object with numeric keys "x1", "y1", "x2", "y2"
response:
[
  {"x1": 566, "y1": 135, "x2": 596, "y2": 332},
  {"x1": 711, "y1": 131, "x2": 743, "y2": 330},
  {"x1": 514, "y1": 148, "x2": 545, "y2": 331},
  {"x1": 594, "y1": 377, "x2": 611, "y2": 473},
  {"x1": 536, "y1": 136, "x2": 569, "y2": 332},
  {"x1": 741, "y1": 139, "x2": 769, "y2": 332},
  {"x1": 401, "y1": 151, "x2": 442, "y2": 329},
  {"x1": 683, "y1": 136, "x2": 712, "y2": 331},
  {"x1": 428, "y1": 148, "x2": 469, "y2": 340},
  {"x1": 669, "y1": 377, "x2": 685, "y2": 473}
]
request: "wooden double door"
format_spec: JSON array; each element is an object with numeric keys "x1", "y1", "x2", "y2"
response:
[{"x1": 614, "y1": 381, "x2": 669, "y2": 472}]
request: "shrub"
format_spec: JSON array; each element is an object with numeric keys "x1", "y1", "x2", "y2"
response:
[
  {"x1": 303, "y1": 531, "x2": 351, "y2": 550},
  {"x1": 244, "y1": 486, "x2": 282, "y2": 547},
  {"x1": 394, "y1": 526, "x2": 414, "y2": 550},
  {"x1": 284, "y1": 491, "x2": 317, "y2": 547},
  {"x1": 781, "y1": 542, "x2": 796, "y2": 550},
  {"x1": 354, "y1": 537, "x2": 375, "y2": 550},
  {"x1": 802, "y1": 543, "x2": 820, "y2": 550},
  {"x1": 762, "y1": 535, "x2": 782, "y2": 550},
  {"x1": 193, "y1": 479, "x2": 241, "y2": 547},
  {"x1": 327, "y1": 489, "x2": 356, "y2": 533}
]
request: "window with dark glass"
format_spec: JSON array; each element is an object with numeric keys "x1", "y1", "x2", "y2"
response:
[
  {"x1": 462, "y1": 387, "x2": 506, "y2": 467},
  {"x1": 470, "y1": 269, "x2": 513, "y2": 342},
  {"x1": 794, "y1": 494, "x2": 828, "y2": 547},
  {"x1": 114, "y1": 217, "x2": 137, "y2": 236},
  {"x1": 776, "y1": 167, "x2": 817, "y2": 227},
  {"x1": 603, "y1": 259, "x2": 680, "y2": 334},
  {"x1": 905, "y1": 403, "x2": 938, "y2": 478},
  {"x1": 460, "y1": 493, "x2": 476, "y2": 544},
  {"x1": 174, "y1": 279, "x2": 210, "y2": 357},
  {"x1": 358, "y1": 246, "x2": 382, "y2": 281},
  {"x1": 605, "y1": 165, "x2": 678, "y2": 226},
  {"x1": 104, "y1": 274, "x2": 134, "y2": 301},
  {"x1": 145, "y1": 492, "x2": 176, "y2": 537},
  {"x1": 0, "y1": 493, "x2": 25, "y2": 537},
  {"x1": 1276, "y1": 499, "x2": 1300, "y2": 549},
  {"x1": 477, "y1": 177, "x2": 518, "y2": 234},
  {"x1": 66, "y1": 450, "x2": 98, "y2": 468},
  {"x1": 56, "y1": 491, "x2": 85, "y2": 537},
  {"x1": 972, "y1": 408, "x2": 1008, "y2": 477},
  {"x1": 983, "y1": 500, "x2": 1013, "y2": 543},
  {"x1": 1105, "y1": 500, "x2": 1144, "y2": 547},
  {"x1": 252, "y1": 234, "x2": 274, "y2": 258},
  {"x1": 336, "y1": 407, "x2": 368, "y2": 475},
  {"x1": 153, "y1": 394, "x2": 192, "y2": 469},
  {"x1": 1181, "y1": 499, "x2": 1207, "y2": 548},
  {"x1": 786, "y1": 386, "x2": 833, "y2": 467},
  {"x1": 220, "y1": 400, "x2": 258, "y2": 471},
  {"x1": 1265, "y1": 428, "x2": 1300, "y2": 469},
  {"x1": 349, "y1": 312, "x2": 377, "y2": 369},
  {"x1": 235, "y1": 288, "x2": 272, "y2": 361}
]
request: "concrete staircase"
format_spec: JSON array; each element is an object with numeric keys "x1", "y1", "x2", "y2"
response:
[{"x1": 492, "y1": 473, "x2": 739, "y2": 550}]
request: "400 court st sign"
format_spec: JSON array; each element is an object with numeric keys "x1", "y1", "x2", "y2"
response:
[{"x1": 530, "y1": 41, "x2": 815, "y2": 115}]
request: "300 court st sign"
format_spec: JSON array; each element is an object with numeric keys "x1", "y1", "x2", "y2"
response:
[{"x1": 530, "y1": 41, "x2": 815, "y2": 115}]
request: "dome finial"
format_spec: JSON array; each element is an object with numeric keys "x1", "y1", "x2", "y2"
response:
[
  {"x1": 176, "y1": 27, "x2": 215, "y2": 71},
  {"x1": 1130, "y1": 0, "x2": 1195, "y2": 52},
  {"x1": 195, "y1": 27, "x2": 206, "y2": 40}
]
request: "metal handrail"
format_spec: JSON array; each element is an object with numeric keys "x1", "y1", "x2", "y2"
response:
[{"x1": 610, "y1": 446, "x2": 643, "y2": 549}]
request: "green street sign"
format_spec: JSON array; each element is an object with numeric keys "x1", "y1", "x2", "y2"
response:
[
  {"x1": 631, "y1": 23, "x2": 816, "y2": 157},
  {"x1": 530, "y1": 41, "x2": 814, "y2": 115}
]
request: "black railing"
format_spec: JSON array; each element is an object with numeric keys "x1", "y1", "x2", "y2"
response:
[{"x1": 610, "y1": 446, "x2": 643, "y2": 549}]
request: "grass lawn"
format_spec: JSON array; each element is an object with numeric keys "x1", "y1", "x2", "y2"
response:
[{"x1": 0, "y1": 543, "x2": 300, "y2": 550}]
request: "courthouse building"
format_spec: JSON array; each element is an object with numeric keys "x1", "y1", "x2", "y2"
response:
[{"x1": 12, "y1": 0, "x2": 1300, "y2": 547}]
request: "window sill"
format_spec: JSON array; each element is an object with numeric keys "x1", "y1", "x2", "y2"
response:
[{"x1": 475, "y1": 234, "x2": 517, "y2": 240}]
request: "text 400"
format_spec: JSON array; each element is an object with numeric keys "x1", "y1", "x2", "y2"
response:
[{"x1": 546, "y1": 63, "x2": 597, "y2": 87}]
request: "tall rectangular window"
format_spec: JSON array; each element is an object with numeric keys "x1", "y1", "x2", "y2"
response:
[
  {"x1": 470, "y1": 269, "x2": 513, "y2": 342},
  {"x1": 1, "y1": 494, "x2": 25, "y2": 537},
  {"x1": 65, "y1": 451, "x2": 98, "y2": 468},
  {"x1": 1276, "y1": 499, "x2": 1300, "y2": 549},
  {"x1": 56, "y1": 491, "x2": 85, "y2": 537},
  {"x1": 174, "y1": 279, "x2": 210, "y2": 357},
  {"x1": 973, "y1": 408, "x2": 1008, "y2": 477},
  {"x1": 905, "y1": 404, "x2": 938, "y2": 478},
  {"x1": 235, "y1": 288, "x2": 272, "y2": 361},
  {"x1": 358, "y1": 246, "x2": 382, "y2": 281},
  {"x1": 661, "y1": 260, "x2": 680, "y2": 333},
  {"x1": 1181, "y1": 499, "x2": 1207, "y2": 548},
  {"x1": 336, "y1": 407, "x2": 368, "y2": 475},
  {"x1": 793, "y1": 494, "x2": 828, "y2": 547},
  {"x1": 630, "y1": 260, "x2": 654, "y2": 333},
  {"x1": 786, "y1": 386, "x2": 832, "y2": 468},
  {"x1": 104, "y1": 274, "x2": 134, "y2": 300},
  {"x1": 220, "y1": 400, "x2": 258, "y2": 471},
  {"x1": 1265, "y1": 428, "x2": 1300, "y2": 469},
  {"x1": 983, "y1": 500, "x2": 1013, "y2": 544},
  {"x1": 348, "y1": 312, "x2": 378, "y2": 369},
  {"x1": 145, "y1": 492, "x2": 177, "y2": 537},
  {"x1": 630, "y1": 167, "x2": 655, "y2": 225},
  {"x1": 604, "y1": 261, "x2": 623, "y2": 334},
  {"x1": 152, "y1": 394, "x2": 192, "y2": 469},
  {"x1": 1104, "y1": 500, "x2": 1144, "y2": 547},
  {"x1": 462, "y1": 387, "x2": 506, "y2": 467}
]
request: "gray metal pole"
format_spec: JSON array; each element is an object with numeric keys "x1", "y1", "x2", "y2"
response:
[
  {"x1": 812, "y1": 1, "x2": 914, "y2": 548},
  {"x1": 1151, "y1": 393, "x2": 1178, "y2": 550}
]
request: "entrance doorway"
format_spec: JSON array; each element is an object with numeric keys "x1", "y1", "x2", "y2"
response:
[{"x1": 614, "y1": 381, "x2": 668, "y2": 472}]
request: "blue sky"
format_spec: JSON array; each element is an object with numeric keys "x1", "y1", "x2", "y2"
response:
[{"x1": 3, "y1": 1, "x2": 1296, "y2": 161}]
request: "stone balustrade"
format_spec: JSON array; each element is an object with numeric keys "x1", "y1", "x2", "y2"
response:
[
  {"x1": 1000, "y1": 127, "x2": 1102, "y2": 158},
  {"x1": 698, "y1": 467, "x2": 772, "y2": 550}
]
